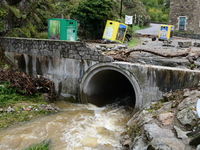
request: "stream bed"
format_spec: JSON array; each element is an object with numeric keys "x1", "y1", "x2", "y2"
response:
[{"x1": 0, "y1": 101, "x2": 133, "y2": 150}]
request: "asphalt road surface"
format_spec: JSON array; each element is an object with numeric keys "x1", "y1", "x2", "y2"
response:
[{"x1": 135, "y1": 23, "x2": 162, "y2": 36}]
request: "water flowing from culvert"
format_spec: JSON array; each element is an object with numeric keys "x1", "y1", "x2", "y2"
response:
[{"x1": 0, "y1": 101, "x2": 133, "y2": 150}]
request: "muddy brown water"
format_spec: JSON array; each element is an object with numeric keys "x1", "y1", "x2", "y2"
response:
[{"x1": 0, "y1": 101, "x2": 132, "y2": 150}]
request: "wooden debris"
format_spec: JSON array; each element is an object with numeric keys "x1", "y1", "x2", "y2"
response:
[
  {"x1": 124, "y1": 48, "x2": 191, "y2": 58},
  {"x1": 0, "y1": 68, "x2": 57, "y2": 102}
]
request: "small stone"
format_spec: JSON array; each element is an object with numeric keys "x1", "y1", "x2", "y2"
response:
[
  {"x1": 25, "y1": 106, "x2": 32, "y2": 111},
  {"x1": 122, "y1": 139, "x2": 132, "y2": 146},
  {"x1": 158, "y1": 112, "x2": 174, "y2": 125},
  {"x1": 178, "y1": 41, "x2": 192, "y2": 48},
  {"x1": 6, "y1": 106, "x2": 14, "y2": 113},
  {"x1": 147, "y1": 142, "x2": 172, "y2": 150}
]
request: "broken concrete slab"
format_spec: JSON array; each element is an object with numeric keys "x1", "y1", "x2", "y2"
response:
[{"x1": 178, "y1": 41, "x2": 192, "y2": 48}]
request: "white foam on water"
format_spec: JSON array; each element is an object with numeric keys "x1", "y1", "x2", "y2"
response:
[
  {"x1": 0, "y1": 102, "x2": 132, "y2": 150},
  {"x1": 60, "y1": 103, "x2": 131, "y2": 149}
]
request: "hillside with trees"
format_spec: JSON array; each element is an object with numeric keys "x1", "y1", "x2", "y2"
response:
[
  {"x1": 141, "y1": 0, "x2": 170, "y2": 23},
  {"x1": 0, "y1": 0, "x2": 169, "y2": 39}
]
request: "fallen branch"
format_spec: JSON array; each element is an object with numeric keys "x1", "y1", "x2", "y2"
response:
[
  {"x1": 124, "y1": 48, "x2": 191, "y2": 58},
  {"x1": 0, "y1": 69, "x2": 57, "y2": 101}
]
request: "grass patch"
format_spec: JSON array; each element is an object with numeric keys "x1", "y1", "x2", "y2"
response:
[
  {"x1": 145, "y1": 101, "x2": 163, "y2": 112},
  {"x1": 126, "y1": 25, "x2": 149, "y2": 48},
  {"x1": 0, "y1": 107, "x2": 51, "y2": 129},
  {"x1": 0, "y1": 82, "x2": 56, "y2": 130},
  {"x1": 175, "y1": 30, "x2": 193, "y2": 35},
  {"x1": 24, "y1": 140, "x2": 50, "y2": 150},
  {"x1": 132, "y1": 25, "x2": 149, "y2": 34},
  {"x1": 0, "y1": 82, "x2": 44, "y2": 108},
  {"x1": 128, "y1": 37, "x2": 141, "y2": 47},
  {"x1": 34, "y1": 32, "x2": 48, "y2": 39}
]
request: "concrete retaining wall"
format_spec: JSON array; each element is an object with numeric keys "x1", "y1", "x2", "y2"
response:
[
  {"x1": 1, "y1": 37, "x2": 200, "y2": 111},
  {"x1": 0, "y1": 37, "x2": 113, "y2": 101}
]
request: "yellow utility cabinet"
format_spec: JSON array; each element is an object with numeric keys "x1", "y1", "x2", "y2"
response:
[
  {"x1": 158, "y1": 25, "x2": 174, "y2": 40},
  {"x1": 102, "y1": 20, "x2": 128, "y2": 43}
]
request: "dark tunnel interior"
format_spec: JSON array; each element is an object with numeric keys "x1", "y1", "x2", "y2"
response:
[{"x1": 86, "y1": 70, "x2": 136, "y2": 108}]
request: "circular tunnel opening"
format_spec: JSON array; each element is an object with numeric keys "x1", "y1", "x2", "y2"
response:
[{"x1": 82, "y1": 69, "x2": 136, "y2": 108}]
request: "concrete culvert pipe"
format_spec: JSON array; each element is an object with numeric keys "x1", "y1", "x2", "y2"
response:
[{"x1": 80, "y1": 64, "x2": 141, "y2": 110}]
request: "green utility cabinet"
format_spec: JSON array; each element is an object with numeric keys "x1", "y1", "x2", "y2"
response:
[{"x1": 48, "y1": 18, "x2": 78, "y2": 41}]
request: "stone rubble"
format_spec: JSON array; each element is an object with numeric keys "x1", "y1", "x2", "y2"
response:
[
  {"x1": 1, "y1": 104, "x2": 60, "y2": 113},
  {"x1": 89, "y1": 36, "x2": 200, "y2": 69},
  {"x1": 120, "y1": 88, "x2": 200, "y2": 150}
]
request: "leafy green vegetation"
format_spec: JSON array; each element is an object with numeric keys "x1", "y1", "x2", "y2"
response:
[
  {"x1": 123, "y1": 0, "x2": 150, "y2": 26},
  {"x1": 0, "y1": 0, "x2": 151, "y2": 39},
  {"x1": 0, "y1": 82, "x2": 43, "y2": 108},
  {"x1": 71, "y1": 0, "x2": 113, "y2": 39},
  {"x1": 24, "y1": 140, "x2": 50, "y2": 150},
  {"x1": 1, "y1": 0, "x2": 55, "y2": 37},
  {"x1": 141, "y1": 0, "x2": 170, "y2": 23}
]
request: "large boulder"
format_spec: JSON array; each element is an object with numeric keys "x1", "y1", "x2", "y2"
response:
[{"x1": 177, "y1": 106, "x2": 199, "y2": 127}]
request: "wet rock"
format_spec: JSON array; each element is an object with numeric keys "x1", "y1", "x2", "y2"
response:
[
  {"x1": 157, "y1": 101, "x2": 173, "y2": 112},
  {"x1": 41, "y1": 93, "x2": 49, "y2": 102},
  {"x1": 144, "y1": 123, "x2": 185, "y2": 150},
  {"x1": 147, "y1": 142, "x2": 172, "y2": 150},
  {"x1": 144, "y1": 123, "x2": 174, "y2": 140},
  {"x1": 158, "y1": 112, "x2": 174, "y2": 125},
  {"x1": 152, "y1": 37, "x2": 156, "y2": 41},
  {"x1": 131, "y1": 135, "x2": 148, "y2": 150},
  {"x1": 148, "y1": 138, "x2": 185, "y2": 150},
  {"x1": 163, "y1": 40, "x2": 172, "y2": 46},
  {"x1": 186, "y1": 124, "x2": 200, "y2": 137},
  {"x1": 46, "y1": 104, "x2": 55, "y2": 110},
  {"x1": 25, "y1": 106, "x2": 32, "y2": 111},
  {"x1": 194, "y1": 42, "x2": 200, "y2": 47},
  {"x1": 142, "y1": 41, "x2": 148, "y2": 45},
  {"x1": 178, "y1": 41, "x2": 192, "y2": 48},
  {"x1": 183, "y1": 89, "x2": 200, "y2": 97},
  {"x1": 127, "y1": 108, "x2": 153, "y2": 127},
  {"x1": 162, "y1": 92, "x2": 175, "y2": 101},
  {"x1": 110, "y1": 45, "x2": 127, "y2": 50},
  {"x1": 94, "y1": 45, "x2": 106, "y2": 51},
  {"x1": 174, "y1": 126, "x2": 188, "y2": 139},
  {"x1": 120, "y1": 132, "x2": 131, "y2": 147},
  {"x1": 6, "y1": 106, "x2": 14, "y2": 113},
  {"x1": 123, "y1": 88, "x2": 200, "y2": 150},
  {"x1": 177, "y1": 97, "x2": 198, "y2": 110},
  {"x1": 177, "y1": 106, "x2": 198, "y2": 127},
  {"x1": 101, "y1": 40, "x2": 107, "y2": 44},
  {"x1": 95, "y1": 44, "x2": 127, "y2": 51},
  {"x1": 189, "y1": 132, "x2": 200, "y2": 146}
]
